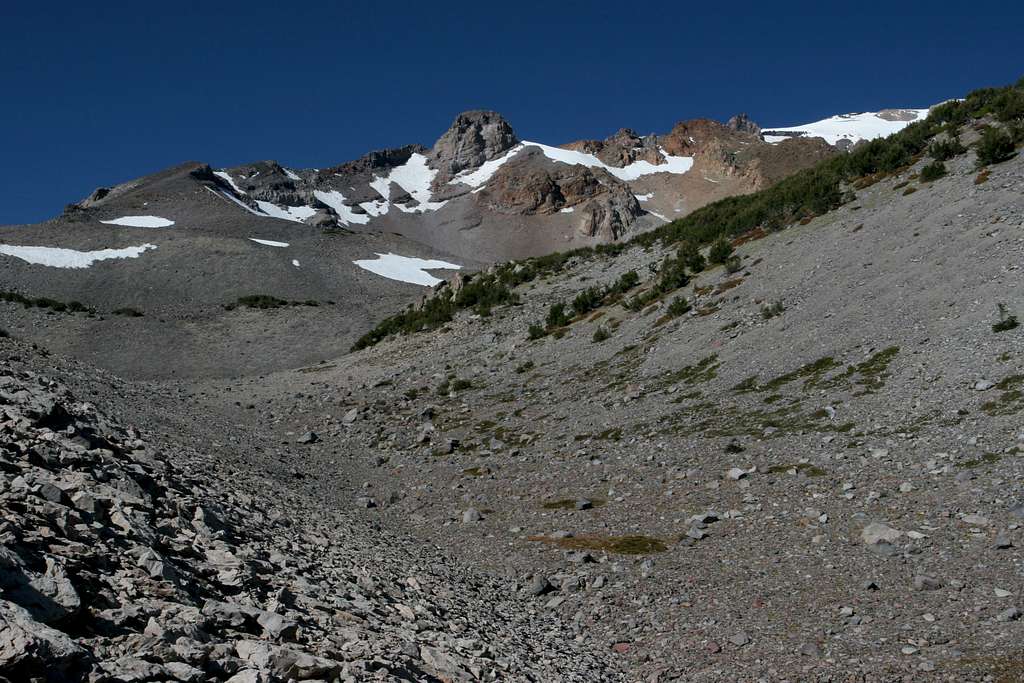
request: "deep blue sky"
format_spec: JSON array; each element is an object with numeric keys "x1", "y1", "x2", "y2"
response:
[{"x1": 2, "y1": 1, "x2": 1021, "y2": 225}]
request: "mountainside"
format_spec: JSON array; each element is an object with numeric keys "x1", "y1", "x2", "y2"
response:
[
  {"x1": 0, "y1": 107, "x2": 926, "y2": 379},
  {"x1": 2, "y1": 77, "x2": 1023, "y2": 682}
]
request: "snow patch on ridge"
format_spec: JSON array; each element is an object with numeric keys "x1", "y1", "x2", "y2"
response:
[
  {"x1": 762, "y1": 110, "x2": 930, "y2": 146},
  {"x1": 368, "y1": 153, "x2": 448, "y2": 213},
  {"x1": 0, "y1": 243, "x2": 157, "y2": 269},
  {"x1": 100, "y1": 216, "x2": 175, "y2": 228},
  {"x1": 314, "y1": 190, "x2": 371, "y2": 226},
  {"x1": 447, "y1": 143, "x2": 694, "y2": 189},
  {"x1": 353, "y1": 253, "x2": 461, "y2": 287},
  {"x1": 284, "y1": 168, "x2": 301, "y2": 180},
  {"x1": 254, "y1": 201, "x2": 317, "y2": 223},
  {"x1": 214, "y1": 171, "x2": 246, "y2": 195},
  {"x1": 249, "y1": 238, "x2": 290, "y2": 247}
]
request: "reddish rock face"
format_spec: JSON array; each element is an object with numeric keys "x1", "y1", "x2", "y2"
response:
[{"x1": 475, "y1": 152, "x2": 643, "y2": 240}]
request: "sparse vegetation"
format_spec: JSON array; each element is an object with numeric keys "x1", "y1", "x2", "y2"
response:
[
  {"x1": 761, "y1": 300, "x2": 784, "y2": 319},
  {"x1": 592, "y1": 326, "x2": 611, "y2": 343},
  {"x1": 708, "y1": 238, "x2": 734, "y2": 264},
  {"x1": 664, "y1": 296, "x2": 691, "y2": 320},
  {"x1": 515, "y1": 360, "x2": 534, "y2": 374},
  {"x1": 928, "y1": 137, "x2": 966, "y2": 161},
  {"x1": 112, "y1": 307, "x2": 144, "y2": 317},
  {"x1": 226, "y1": 295, "x2": 320, "y2": 310},
  {"x1": 975, "y1": 126, "x2": 1016, "y2": 167},
  {"x1": 531, "y1": 534, "x2": 667, "y2": 555},
  {"x1": 0, "y1": 290, "x2": 94, "y2": 315},
  {"x1": 919, "y1": 160, "x2": 946, "y2": 181},
  {"x1": 723, "y1": 255, "x2": 743, "y2": 274}
]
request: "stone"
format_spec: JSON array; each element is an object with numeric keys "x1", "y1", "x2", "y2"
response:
[
  {"x1": 526, "y1": 575, "x2": 553, "y2": 596},
  {"x1": 861, "y1": 522, "x2": 901, "y2": 545},
  {"x1": 462, "y1": 508, "x2": 482, "y2": 523},
  {"x1": 996, "y1": 607, "x2": 1022, "y2": 622},
  {"x1": 297, "y1": 431, "x2": 318, "y2": 444},
  {"x1": 913, "y1": 575, "x2": 943, "y2": 591}
]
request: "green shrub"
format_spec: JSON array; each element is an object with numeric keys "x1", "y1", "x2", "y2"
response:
[
  {"x1": 572, "y1": 287, "x2": 605, "y2": 316},
  {"x1": 665, "y1": 296, "x2": 691, "y2": 319},
  {"x1": 112, "y1": 307, "x2": 144, "y2": 317},
  {"x1": 592, "y1": 326, "x2": 611, "y2": 343},
  {"x1": 527, "y1": 323, "x2": 546, "y2": 340},
  {"x1": 0, "y1": 290, "x2": 95, "y2": 315},
  {"x1": 352, "y1": 294, "x2": 456, "y2": 350},
  {"x1": 723, "y1": 256, "x2": 743, "y2": 274},
  {"x1": 609, "y1": 270, "x2": 640, "y2": 295},
  {"x1": 928, "y1": 137, "x2": 966, "y2": 161},
  {"x1": 677, "y1": 242, "x2": 706, "y2": 272},
  {"x1": 762, "y1": 300, "x2": 785, "y2": 319},
  {"x1": 451, "y1": 378, "x2": 473, "y2": 392},
  {"x1": 708, "y1": 238, "x2": 734, "y2": 264},
  {"x1": 546, "y1": 302, "x2": 570, "y2": 329},
  {"x1": 993, "y1": 303, "x2": 1020, "y2": 332},
  {"x1": 919, "y1": 161, "x2": 946, "y2": 182},
  {"x1": 976, "y1": 126, "x2": 1016, "y2": 167},
  {"x1": 515, "y1": 360, "x2": 535, "y2": 373},
  {"x1": 454, "y1": 274, "x2": 518, "y2": 316}
]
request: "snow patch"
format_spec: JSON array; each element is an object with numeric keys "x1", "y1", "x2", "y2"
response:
[
  {"x1": 214, "y1": 171, "x2": 246, "y2": 195},
  {"x1": 448, "y1": 144, "x2": 526, "y2": 188},
  {"x1": 559, "y1": 207, "x2": 575, "y2": 213},
  {"x1": 283, "y1": 168, "x2": 301, "y2": 180},
  {"x1": 447, "y1": 143, "x2": 693, "y2": 187},
  {"x1": 352, "y1": 252, "x2": 461, "y2": 287},
  {"x1": 249, "y1": 238, "x2": 290, "y2": 247},
  {"x1": 0, "y1": 243, "x2": 157, "y2": 269},
  {"x1": 292, "y1": 259, "x2": 300, "y2": 268},
  {"x1": 254, "y1": 201, "x2": 317, "y2": 223},
  {"x1": 206, "y1": 186, "x2": 266, "y2": 216},
  {"x1": 762, "y1": 109, "x2": 930, "y2": 146},
  {"x1": 368, "y1": 153, "x2": 448, "y2": 213},
  {"x1": 314, "y1": 190, "x2": 371, "y2": 226},
  {"x1": 100, "y1": 216, "x2": 175, "y2": 228},
  {"x1": 634, "y1": 193, "x2": 653, "y2": 201}
]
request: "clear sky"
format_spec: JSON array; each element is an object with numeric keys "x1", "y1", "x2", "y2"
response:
[{"x1": 2, "y1": 0, "x2": 1021, "y2": 225}]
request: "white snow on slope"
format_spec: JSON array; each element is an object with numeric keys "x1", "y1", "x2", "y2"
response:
[
  {"x1": 214, "y1": 171, "x2": 246, "y2": 194},
  {"x1": 0, "y1": 244, "x2": 157, "y2": 269},
  {"x1": 559, "y1": 207, "x2": 575, "y2": 213},
  {"x1": 448, "y1": 143, "x2": 693, "y2": 189},
  {"x1": 284, "y1": 168, "x2": 301, "y2": 180},
  {"x1": 100, "y1": 216, "x2": 175, "y2": 228},
  {"x1": 314, "y1": 190, "x2": 371, "y2": 225},
  {"x1": 634, "y1": 193, "x2": 653, "y2": 201},
  {"x1": 292, "y1": 259, "x2": 300, "y2": 268},
  {"x1": 449, "y1": 144, "x2": 526, "y2": 187},
  {"x1": 762, "y1": 109, "x2": 930, "y2": 146},
  {"x1": 352, "y1": 252, "x2": 461, "y2": 287},
  {"x1": 205, "y1": 186, "x2": 266, "y2": 216},
  {"x1": 249, "y1": 238, "x2": 290, "y2": 247},
  {"x1": 368, "y1": 153, "x2": 448, "y2": 213},
  {"x1": 254, "y1": 201, "x2": 317, "y2": 223}
]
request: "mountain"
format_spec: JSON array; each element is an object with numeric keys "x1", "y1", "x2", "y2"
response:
[
  {"x1": 2, "y1": 77, "x2": 1022, "y2": 682},
  {"x1": 0, "y1": 106, "x2": 927, "y2": 379}
]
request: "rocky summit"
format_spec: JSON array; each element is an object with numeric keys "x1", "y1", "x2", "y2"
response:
[{"x1": 2, "y1": 74, "x2": 1024, "y2": 682}]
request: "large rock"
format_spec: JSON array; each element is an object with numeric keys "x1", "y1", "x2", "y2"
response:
[
  {"x1": 430, "y1": 110, "x2": 519, "y2": 182},
  {"x1": 0, "y1": 599, "x2": 87, "y2": 677}
]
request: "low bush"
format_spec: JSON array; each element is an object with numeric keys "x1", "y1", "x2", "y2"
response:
[
  {"x1": 527, "y1": 323, "x2": 546, "y2": 340},
  {"x1": 762, "y1": 300, "x2": 785, "y2": 319},
  {"x1": 928, "y1": 138, "x2": 966, "y2": 161},
  {"x1": 976, "y1": 126, "x2": 1016, "y2": 167},
  {"x1": 0, "y1": 290, "x2": 94, "y2": 314},
  {"x1": 665, "y1": 296, "x2": 691, "y2": 319},
  {"x1": 592, "y1": 326, "x2": 611, "y2": 343},
  {"x1": 112, "y1": 307, "x2": 144, "y2": 317},
  {"x1": 546, "y1": 302, "x2": 570, "y2": 329},
  {"x1": 920, "y1": 161, "x2": 946, "y2": 181},
  {"x1": 708, "y1": 238, "x2": 734, "y2": 264},
  {"x1": 723, "y1": 256, "x2": 743, "y2": 274}
]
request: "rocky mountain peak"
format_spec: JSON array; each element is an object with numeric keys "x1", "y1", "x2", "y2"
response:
[
  {"x1": 727, "y1": 113, "x2": 761, "y2": 136},
  {"x1": 430, "y1": 110, "x2": 519, "y2": 181}
]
